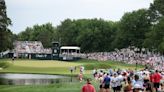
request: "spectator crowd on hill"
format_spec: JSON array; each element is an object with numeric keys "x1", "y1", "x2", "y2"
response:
[{"x1": 85, "y1": 47, "x2": 164, "y2": 71}]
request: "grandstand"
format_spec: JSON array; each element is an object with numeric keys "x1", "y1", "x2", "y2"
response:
[
  {"x1": 12, "y1": 41, "x2": 82, "y2": 60},
  {"x1": 13, "y1": 41, "x2": 52, "y2": 58}
]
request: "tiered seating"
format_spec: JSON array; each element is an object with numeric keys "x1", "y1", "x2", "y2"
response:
[{"x1": 14, "y1": 41, "x2": 52, "y2": 54}]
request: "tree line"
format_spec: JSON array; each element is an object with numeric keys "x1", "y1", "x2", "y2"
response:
[{"x1": 1, "y1": 0, "x2": 164, "y2": 53}]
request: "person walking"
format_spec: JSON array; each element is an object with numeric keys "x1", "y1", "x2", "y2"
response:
[
  {"x1": 111, "y1": 73, "x2": 118, "y2": 92},
  {"x1": 78, "y1": 72, "x2": 83, "y2": 82},
  {"x1": 12, "y1": 56, "x2": 15, "y2": 63},
  {"x1": 70, "y1": 66, "x2": 74, "y2": 74},
  {"x1": 103, "y1": 73, "x2": 111, "y2": 92},
  {"x1": 99, "y1": 75, "x2": 104, "y2": 92},
  {"x1": 82, "y1": 78, "x2": 96, "y2": 92},
  {"x1": 132, "y1": 75, "x2": 144, "y2": 92},
  {"x1": 123, "y1": 76, "x2": 133, "y2": 92},
  {"x1": 153, "y1": 70, "x2": 162, "y2": 92}
]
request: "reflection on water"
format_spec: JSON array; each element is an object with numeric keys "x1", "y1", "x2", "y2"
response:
[
  {"x1": 0, "y1": 74, "x2": 77, "y2": 85},
  {"x1": 0, "y1": 74, "x2": 68, "y2": 79}
]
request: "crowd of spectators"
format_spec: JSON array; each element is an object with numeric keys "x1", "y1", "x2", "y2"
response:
[
  {"x1": 85, "y1": 46, "x2": 164, "y2": 71},
  {"x1": 91, "y1": 68, "x2": 164, "y2": 92},
  {"x1": 14, "y1": 41, "x2": 52, "y2": 54}
]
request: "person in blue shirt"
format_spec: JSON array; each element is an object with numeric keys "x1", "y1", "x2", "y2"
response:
[{"x1": 103, "y1": 73, "x2": 111, "y2": 92}]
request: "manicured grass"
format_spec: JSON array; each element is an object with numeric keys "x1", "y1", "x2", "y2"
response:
[
  {"x1": 10, "y1": 59, "x2": 81, "y2": 68},
  {"x1": 0, "y1": 59, "x2": 83, "y2": 75},
  {"x1": 0, "y1": 59, "x2": 144, "y2": 92},
  {"x1": 76, "y1": 59, "x2": 144, "y2": 70},
  {"x1": 0, "y1": 59, "x2": 144, "y2": 75},
  {"x1": 0, "y1": 81, "x2": 100, "y2": 92}
]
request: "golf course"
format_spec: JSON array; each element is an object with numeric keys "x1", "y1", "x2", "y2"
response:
[{"x1": 0, "y1": 59, "x2": 144, "y2": 92}]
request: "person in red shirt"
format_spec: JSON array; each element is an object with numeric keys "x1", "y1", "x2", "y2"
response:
[
  {"x1": 82, "y1": 78, "x2": 96, "y2": 92},
  {"x1": 153, "y1": 70, "x2": 162, "y2": 92}
]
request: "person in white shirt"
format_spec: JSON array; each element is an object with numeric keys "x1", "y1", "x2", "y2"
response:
[
  {"x1": 117, "y1": 73, "x2": 124, "y2": 92},
  {"x1": 132, "y1": 74, "x2": 144, "y2": 92},
  {"x1": 111, "y1": 73, "x2": 118, "y2": 92}
]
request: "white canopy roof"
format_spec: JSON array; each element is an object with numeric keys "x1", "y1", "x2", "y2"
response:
[{"x1": 60, "y1": 46, "x2": 80, "y2": 50}]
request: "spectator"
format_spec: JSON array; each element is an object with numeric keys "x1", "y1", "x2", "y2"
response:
[
  {"x1": 124, "y1": 79, "x2": 133, "y2": 92},
  {"x1": 132, "y1": 75, "x2": 144, "y2": 92},
  {"x1": 117, "y1": 72, "x2": 124, "y2": 92},
  {"x1": 69, "y1": 66, "x2": 74, "y2": 74},
  {"x1": 99, "y1": 75, "x2": 104, "y2": 92},
  {"x1": 103, "y1": 73, "x2": 111, "y2": 92},
  {"x1": 111, "y1": 73, "x2": 118, "y2": 92},
  {"x1": 82, "y1": 78, "x2": 96, "y2": 92},
  {"x1": 153, "y1": 70, "x2": 162, "y2": 92},
  {"x1": 78, "y1": 72, "x2": 83, "y2": 82}
]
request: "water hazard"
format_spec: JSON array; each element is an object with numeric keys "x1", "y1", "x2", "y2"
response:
[{"x1": 0, "y1": 73, "x2": 77, "y2": 85}]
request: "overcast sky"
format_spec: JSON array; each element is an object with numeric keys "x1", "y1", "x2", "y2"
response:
[{"x1": 5, "y1": 0, "x2": 153, "y2": 34}]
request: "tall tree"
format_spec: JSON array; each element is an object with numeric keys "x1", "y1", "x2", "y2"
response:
[
  {"x1": 113, "y1": 9, "x2": 151, "y2": 49},
  {"x1": 144, "y1": 17, "x2": 164, "y2": 53},
  {"x1": 143, "y1": 0, "x2": 164, "y2": 52},
  {"x1": 0, "y1": 0, "x2": 12, "y2": 52},
  {"x1": 17, "y1": 23, "x2": 57, "y2": 48},
  {"x1": 18, "y1": 27, "x2": 32, "y2": 41},
  {"x1": 57, "y1": 18, "x2": 117, "y2": 52},
  {"x1": 149, "y1": 0, "x2": 164, "y2": 24},
  {"x1": 57, "y1": 19, "x2": 78, "y2": 46}
]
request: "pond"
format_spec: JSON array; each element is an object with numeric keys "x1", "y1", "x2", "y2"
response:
[{"x1": 0, "y1": 73, "x2": 77, "y2": 85}]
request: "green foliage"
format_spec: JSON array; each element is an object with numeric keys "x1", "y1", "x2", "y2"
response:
[
  {"x1": 0, "y1": 30, "x2": 15, "y2": 51},
  {"x1": 17, "y1": 23, "x2": 57, "y2": 48},
  {"x1": 57, "y1": 19, "x2": 78, "y2": 46},
  {"x1": 57, "y1": 18, "x2": 117, "y2": 52},
  {"x1": 144, "y1": 0, "x2": 164, "y2": 53},
  {"x1": 149, "y1": 0, "x2": 164, "y2": 22},
  {"x1": 144, "y1": 17, "x2": 164, "y2": 53},
  {"x1": 113, "y1": 9, "x2": 151, "y2": 49},
  {"x1": 0, "y1": 0, "x2": 13, "y2": 52}
]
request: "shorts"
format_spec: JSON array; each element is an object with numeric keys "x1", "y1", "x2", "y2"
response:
[
  {"x1": 112, "y1": 87, "x2": 117, "y2": 91},
  {"x1": 154, "y1": 83, "x2": 160, "y2": 88},
  {"x1": 100, "y1": 84, "x2": 103, "y2": 88},
  {"x1": 104, "y1": 84, "x2": 110, "y2": 89},
  {"x1": 117, "y1": 85, "x2": 122, "y2": 91},
  {"x1": 146, "y1": 87, "x2": 152, "y2": 91}
]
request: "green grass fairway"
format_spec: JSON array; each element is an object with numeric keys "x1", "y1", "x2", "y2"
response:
[
  {"x1": 0, "y1": 59, "x2": 144, "y2": 75},
  {"x1": 11, "y1": 59, "x2": 81, "y2": 68},
  {"x1": 0, "y1": 81, "x2": 100, "y2": 92},
  {"x1": 0, "y1": 59, "x2": 83, "y2": 75},
  {"x1": 0, "y1": 59, "x2": 144, "y2": 92}
]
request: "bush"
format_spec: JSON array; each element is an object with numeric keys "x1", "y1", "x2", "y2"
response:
[{"x1": 0, "y1": 62, "x2": 10, "y2": 68}]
